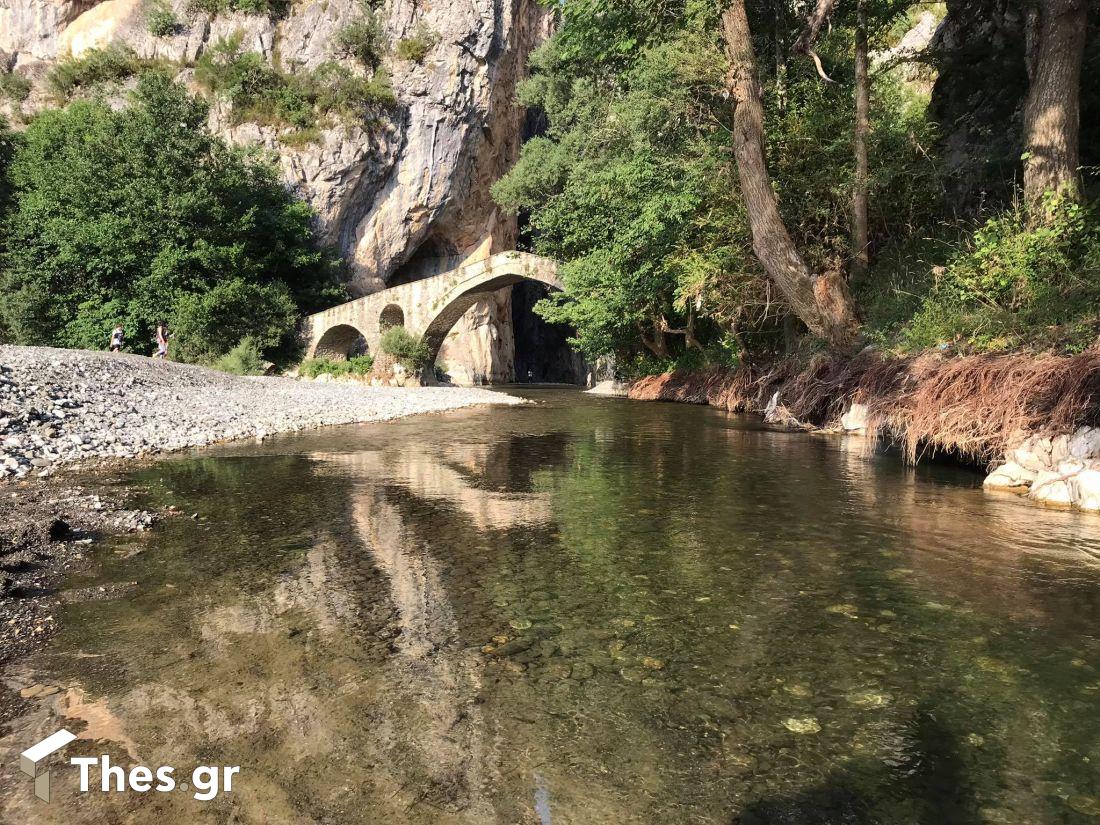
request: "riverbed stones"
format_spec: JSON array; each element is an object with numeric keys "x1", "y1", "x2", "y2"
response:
[
  {"x1": 0, "y1": 345, "x2": 522, "y2": 479},
  {"x1": 782, "y1": 717, "x2": 822, "y2": 734}
]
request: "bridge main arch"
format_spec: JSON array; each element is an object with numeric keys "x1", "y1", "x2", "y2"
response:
[{"x1": 417, "y1": 253, "x2": 563, "y2": 368}]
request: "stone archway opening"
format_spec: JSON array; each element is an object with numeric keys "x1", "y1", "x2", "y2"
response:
[
  {"x1": 379, "y1": 304, "x2": 404, "y2": 331},
  {"x1": 313, "y1": 324, "x2": 367, "y2": 361},
  {"x1": 420, "y1": 266, "x2": 578, "y2": 385},
  {"x1": 512, "y1": 281, "x2": 586, "y2": 384}
]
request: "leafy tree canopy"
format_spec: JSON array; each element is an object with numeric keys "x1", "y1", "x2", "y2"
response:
[
  {"x1": 0, "y1": 71, "x2": 344, "y2": 359},
  {"x1": 497, "y1": 1, "x2": 939, "y2": 363}
]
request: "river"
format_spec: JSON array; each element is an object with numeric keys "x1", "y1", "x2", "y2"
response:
[{"x1": 5, "y1": 389, "x2": 1100, "y2": 823}]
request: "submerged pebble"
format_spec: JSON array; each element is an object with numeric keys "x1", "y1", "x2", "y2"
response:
[{"x1": 783, "y1": 717, "x2": 822, "y2": 735}]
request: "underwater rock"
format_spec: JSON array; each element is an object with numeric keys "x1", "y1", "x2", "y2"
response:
[{"x1": 782, "y1": 717, "x2": 822, "y2": 734}]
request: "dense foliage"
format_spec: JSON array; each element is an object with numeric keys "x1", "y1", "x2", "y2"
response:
[
  {"x1": 494, "y1": 17, "x2": 756, "y2": 361},
  {"x1": 46, "y1": 45, "x2": 152, "y2": 100},
  {"x1": 0, "y1": 73, "x2": 344, "y2": 361},
  {"x1": 495, "y1": 0, "x2": 1098, "y2": 365},
  {"x1": 186, "y1": 0, "x2": 289, "y2": 18},
  {"x1": 904, "y1": 195, "x2": 1100, "y2": 353},
  {"x1": 298, "y1": 355, "x2": 375, "y2": 379}
]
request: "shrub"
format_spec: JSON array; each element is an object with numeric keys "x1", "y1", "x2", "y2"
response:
[
  {"x1": 299, "y1": 355, "x2": 374, "y2": 378},
  {"x1": 195, "y1": 36, "x2": 394, "y2": 131},
  {"x1": 172, "y1": 279, "x2": 299, "y2": 362},
  {"x1": 395, "y1": 23, "x2": 438, "y2": 63},
  {"x1": 186, "y1": 0, "x2": 224, "y2": 14},
  {"x1": 303, "y1": 62, "x2": 396, "y2": 119},
  {"x1": 146, "y1": 1, "x2": 180, "y2": 37},
  {"x1": 0, "y1": 71, "x2": 31, "y2": 103},
  {"x1": 46, "y1": 45, "x2": 147, "y2": 99},
  {"x1": 380, "y1": 326, "x2": 430, "y2": 370},
  {"x1": 186, "y1": 0, "x2": 288, "y2": 17},
  {"x1": 232, "y1": 0, "x2": 288, "y2": 15},
  {"x1": 901, "y1": 194, "x2": 1100, "y2": 353},
  {"x1": 212, "y1": 336, "x2": 265, "y2": 374},
  {"x1": 336, "y1": 12, "x2": 388, "y2": 70}
]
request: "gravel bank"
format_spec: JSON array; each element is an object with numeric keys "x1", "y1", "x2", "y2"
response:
[{"x1": 0, "y1": 345, "x2": 524, "y2": 479}]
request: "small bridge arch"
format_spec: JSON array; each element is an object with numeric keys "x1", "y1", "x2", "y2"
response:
[
  {"x1": 302, "y1": 252, "x2": 563, "y2": 378},
  {"x1": 312, "y1": 323, "x2": 368, "y2": 360}
]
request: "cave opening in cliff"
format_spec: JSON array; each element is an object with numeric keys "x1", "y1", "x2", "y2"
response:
[
  {"x1": 511, "y1": 281, "x2": 586, "y2": 385},
  {"x1": 389, "y1": 235, "x2": 460, "y2": 286}
]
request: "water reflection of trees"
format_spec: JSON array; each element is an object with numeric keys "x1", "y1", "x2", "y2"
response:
[{"x1": 24, "y1": 398, "x2": 1100, "y2": 823}]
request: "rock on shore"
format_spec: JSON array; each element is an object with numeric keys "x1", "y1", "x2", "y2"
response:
[
  {"x1": 984, "y1": 428, "x2": 1100, "y2": 511},
  {"x1": 0, "y1": 345, "x2": 524, "y2": 479}
]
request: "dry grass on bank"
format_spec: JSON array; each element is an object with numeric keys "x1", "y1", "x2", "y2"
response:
[{"x1": 629, "y1": 351, "x2": 1100, "y2": 465}]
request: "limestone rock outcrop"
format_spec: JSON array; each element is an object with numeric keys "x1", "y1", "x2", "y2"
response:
[
  {"x1": 985, "y1": 428, "x2": 1100, "y2": 512},
  {"x1": 1, "y1": 0, "x2": 554, "y2": 384}
]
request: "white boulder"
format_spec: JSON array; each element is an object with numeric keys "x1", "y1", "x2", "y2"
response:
[
  {"x1": 1011, "y1": 442, "x2": 1049, "y2": 473},
  {"x1": 1069, "y1": 426, "x2": 1100, "y2": 460},
  {"x1": 586, "y1": 380, "x2": 629, "y2": 397},
  {"x1": 1070, "y1": 468, "x2": 1100, "y2": 511},
  {"x1": 840, "y1": 403, "x2": 870, "y2": 434},
  {"x1": 983, "y1": 461, "x2": 1037, "y2": 489},
  {"x1": 1050, "y1": 434, "x2": 1071, "y2": 465},
  {"x1": 1029, "y1": 471, "x2": 1074, "y2": 507}
]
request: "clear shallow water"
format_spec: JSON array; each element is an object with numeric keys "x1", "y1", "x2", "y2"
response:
[{"x1": 15, "y1": 390, "x2": 1100, "y2": 823}]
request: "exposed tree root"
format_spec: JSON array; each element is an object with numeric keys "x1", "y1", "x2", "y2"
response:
[{"x1": 628, "y1": 351, "x2": 1100, "y2": 466}]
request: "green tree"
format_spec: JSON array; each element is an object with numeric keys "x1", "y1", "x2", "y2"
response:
[
  {"x1": 494, "y1": 17, "x2": 761, "y2": 362},
  {"x1": 497, "y1": 0, "x2": 947, "y2": 363},
  {"x1": 0, "y1": 72, "x2": 344, "y2": 358}
]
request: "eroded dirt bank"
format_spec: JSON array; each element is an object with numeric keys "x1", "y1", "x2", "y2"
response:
[{"x1": 629, "y1": 350, "x2": 1100, "y2": 511}]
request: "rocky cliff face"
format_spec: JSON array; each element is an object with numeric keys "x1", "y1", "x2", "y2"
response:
[
  {"x1": 928, "y1": 0, "x2": 1100, "y2": 207},
  {"x1": 0, "y1": 0, "x2": 554, "y2": 383}
]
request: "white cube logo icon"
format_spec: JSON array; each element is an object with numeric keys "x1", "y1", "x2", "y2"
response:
[{"x1": 20, "y1": 730, "x2": 76, "y2": 802}]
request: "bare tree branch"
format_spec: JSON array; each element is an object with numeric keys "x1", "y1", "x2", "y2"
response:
[
  {"x1": 807, "y1": 50, "x2": 838, "y2": 83},
  {"x1": 791, "y1": 0, "x2": 836, "y2": 54}
]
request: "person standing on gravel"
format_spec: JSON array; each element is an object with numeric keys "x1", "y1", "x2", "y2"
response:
[
  {"x1": 154, "y1": 321, "x2": 169, "y2": 360},
  {"x1": 109, "y1": 324, "x2": 124, "y2": 353}
]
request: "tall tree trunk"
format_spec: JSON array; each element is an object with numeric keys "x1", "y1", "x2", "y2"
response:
[
  {"x1": 721, "y1": 0, "x2": 862, "y2": 352},
  {"x1": 851, "y1": 0, "x2": 870, "y2": 283},
  {"x1": 1023, "y1": 0, "x2": 1088, "y2": 206}
]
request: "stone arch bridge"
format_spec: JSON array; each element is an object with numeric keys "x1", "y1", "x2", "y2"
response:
[{"x1": 302, "y1": 252, "x2": 562, "y2": 372}]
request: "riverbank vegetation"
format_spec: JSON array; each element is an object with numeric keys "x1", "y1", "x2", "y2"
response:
[
  {"x1": 0, "y1": 73, "x2": 344, "y2": 365},
  {"x1": 497, "y1": 0, "x2": 1099, "y2": 370},
  {"x1": 298, "y1": 355, "x2": 375, "y2": 379}
]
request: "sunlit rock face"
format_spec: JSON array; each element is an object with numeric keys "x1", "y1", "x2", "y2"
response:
[{"x1": 0, "y1": 0, "x2": 554, "y2": 383}]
